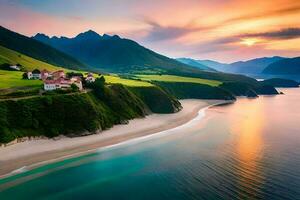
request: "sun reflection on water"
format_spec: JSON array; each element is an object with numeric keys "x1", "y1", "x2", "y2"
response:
[{"x1": 232, "y1": 99, "x2": 265, "y2": 197}]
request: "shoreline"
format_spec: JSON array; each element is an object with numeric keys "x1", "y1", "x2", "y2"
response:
[{"x1": 0, "y1": 99, "x2": 231, "y2": 178}]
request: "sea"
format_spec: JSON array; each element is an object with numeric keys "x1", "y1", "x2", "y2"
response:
[{"x1": 0, "y1": 88, "x2": 299, "y2": 200}]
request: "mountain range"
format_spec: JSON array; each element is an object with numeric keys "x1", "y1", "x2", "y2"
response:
[
  {"x1": 177, "y1": 56, "x2": 289, "y2": 75},
  {"x1": 263, "y1": 57, "x2": 300, "y2": 75},
  {"x1": 33, "y1": 30, "x2": 201, "y2": 74},
  {"x1": 0, "y1": 26, "x2": 86, "y2": 70},
  {"x1": 176, "y1": 58, "x2": 216, "y2": 72},
  {"x1": 229, "y1": 56, "x2": 285, "y2": 74}
]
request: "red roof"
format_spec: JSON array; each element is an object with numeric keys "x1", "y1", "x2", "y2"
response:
[
  {"x1": 41, "y1": 69, "x2": 50, "y2": 73},
  {"x1": 44, "y1": 77, "x2": 72, "y2": 85}
]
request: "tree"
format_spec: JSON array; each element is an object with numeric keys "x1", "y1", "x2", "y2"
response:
[
  {"x1": 90, "y1": 76, "x2": 106, "y2": 99},
  {"x1": 66, "y1": 72, "x2": 83, "y2": 79},
  {"x1": 22, "y1": 72, "x2": 28, "y2": 79},
  {"x1": 71, "y1": 83, "x2": 79, "y2": 92},
  {"x1": 32, "y1": 69, "x2": 41, "y2": 74}
]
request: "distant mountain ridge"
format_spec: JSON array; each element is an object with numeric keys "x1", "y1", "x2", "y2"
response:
[
  {"x1": 0, "y1": 26, "x2": 86, "y2": 70},
  {"x1": 33, "y1": 30, "x2": 202, "y2": 74},
  {"x1": 177, "y1": 56, "x2": 286, "y2": 75},
  {"x1": 263, "y1": 57, "x2": 300, "y2": 75},
  {"x1": 176, "y1": 58, "x2": 216, "y2": 72},
  {"x1": 229, "y1": 56, "x2": 285, "y2": 74},
  {"x1": 196, "y1": 60, "x2": 230, "y2": 72}
]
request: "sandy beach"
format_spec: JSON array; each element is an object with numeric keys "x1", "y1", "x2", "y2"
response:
[{"x1": 0, "y1": 99, "x2": 226, "y2": 177}]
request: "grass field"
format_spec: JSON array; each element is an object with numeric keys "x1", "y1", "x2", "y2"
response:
[
  {"x1": 136, "y1": 75, "x2": 222, "y2": 86},
  {"x1": 0, "y1": 45, "x2": 220, "y2": 89},
  {"x1": 0, "y1": 70, "x2": 42, "y2": 89},
  {"x1": 104, "y1": 75, "x2": 153, "y2": 87},
  {"x1": 0, "y1": 45, "x2": 62, "y2": 71}
]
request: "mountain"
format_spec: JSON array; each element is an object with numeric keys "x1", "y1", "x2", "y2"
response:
[
  {"x1": 262, "y1": 78, "x2": 299, "y2": 87},
  {"x1": 0, "y1": 26, "x2": 86, "y2": 70},
  {"x1": 263, "y1": 57, "x2": 300, "y2": 75},
  {"x1": 197, "y1": 60, "x2": 230, "y2": 72},
  {"x1": 180, "y1": 57, "x2": 286, "y2": 75},
  {"x1": 229, "y1": 56, "x2": 285, "y2": 74},
  {"x1": 33, "y1": 31, "x2": 201, "y2": 73},
  {"x1": 176, "y1": 58, "x2": 216, "y2": 72},
  {"x1": 33, "y1": 30, "x2": 265, "y2": 85}
]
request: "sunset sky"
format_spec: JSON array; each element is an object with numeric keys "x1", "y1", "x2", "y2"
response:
[{"x1": 1, "y1": 0, "x2": 300, "y2": 62}]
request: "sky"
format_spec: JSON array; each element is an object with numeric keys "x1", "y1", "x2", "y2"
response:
[{"x1": 0, "y1": 0, "x2": 300, "y2": 63}]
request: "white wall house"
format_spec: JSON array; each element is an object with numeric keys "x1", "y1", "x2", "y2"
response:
[
  {"x1": 44, "y1": 82, "x2": 56, "y2": 91},
  {"x1": 27, "y1": 71, "x2": 41, "y2": 79},
  {"x1": 74, "y1": 81, "x2": 83, "y2": 90},
  {"x1": 85, "y1": 73, "x2": 95, "y2": 83},
  {"x1": 32, "y1": 73, "x2": 41, "y2": 79},
  {"x1": 43, "y1": 78, "x2": 83, "y2": 91},
  {"x1": 10, "y1": 65, "x2": 21, "y2": 71},
  {"x1": 27, "y1": 72, "x2": 33, "y2": 79}
]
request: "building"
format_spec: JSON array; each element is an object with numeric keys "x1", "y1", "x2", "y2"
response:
[
  {"x1": 41, "y1": 69, "x2": 51, "y2": 80},
  {"x1": 27, "y1": 72, "x2": 33, "y2": 79},
  {"x1": 43, "y1": 77, "x2": 83, "y2": 91},
  {"x1": 9, "y1": 65, "x2": 21, "y2": 71},
  {"x1": 27, "y1": 69, "x2": 41, "y2": 79},
  {"x1": 52, "y1": 70, "x2": 65, "y2": 79},
  {"x1": 43, "y1": 79, "x2": 57, "y2": 91},
  {"x1": 85, "y1": 73, "x2": 95, "y2": 83}
]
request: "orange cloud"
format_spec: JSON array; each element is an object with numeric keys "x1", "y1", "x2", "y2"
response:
[{"x1": 0, "y1": 0, "x2": 300, "y2": 62}]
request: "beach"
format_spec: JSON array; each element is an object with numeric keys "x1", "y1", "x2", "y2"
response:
[{"x1": 0, "y1": 99, "x2": 225, "y2": 177}]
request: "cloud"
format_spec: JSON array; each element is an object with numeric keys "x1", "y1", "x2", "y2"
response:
[
  {"x1": 143, "y1": 20, "x2": 203, "y2": 42},
  {"x1": 240, "y1": 28, "x2": 300, "y2": 40},
  {"x1": 225, "y1": 4, "x2": 300, "y2": 24}
]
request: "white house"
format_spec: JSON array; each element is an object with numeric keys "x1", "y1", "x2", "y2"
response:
[
  {"x1": 44, "y1": 77, "x2": 83, "y2": 91},
  {"x1": 10, "y1": 65, "x2": 21, "y2": 71},
  {"x1": 85, "y1": 73, "x2": 95, "y2": 83},
  {"x1": 27, "y1": 72, "x2": 33, "y2": 79},
  {"x1": 41, "y1": 69, "x2": 51, "y2": 80},
  {"x1": 27, "y1": 69, "x2": 41, "y2": 79},
  {"x1": 44, "y1": 80, "x2": 57, "y2": 91},
  {"x1": 74, "y1": 80, "x2": 83, "y2": 90}
]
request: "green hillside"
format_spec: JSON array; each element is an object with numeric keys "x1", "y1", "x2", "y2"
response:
[
  {"x1": 0, "y1": 45, "x2": 62, "y2": 71},
  {"x1": 263, "y1": 57, "x2": 300, "y2": 74},
  {"x1": 0, "y1": 26, "x2": 86, "y2": 70},
  {"x1": 0, "y1": 70, "x2": 41, "y2": 89},
  {"x1": 137, "y1": 75, "x2": 221, "y2": 86},
  {"x1": 104, "y1": 75, "x2": 153, "y2": 87},
  {"x1": 0, "y1": 84, "x2": 181, "y2": 144}
]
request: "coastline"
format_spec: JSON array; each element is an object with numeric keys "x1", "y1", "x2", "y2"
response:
[{"x1": 0, "y1": 99, "x2": 230, "y2": 178}]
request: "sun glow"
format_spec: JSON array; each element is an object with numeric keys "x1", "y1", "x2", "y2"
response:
[{"x1": 241, "y1": 38, "x2": 259, "y2": 46}]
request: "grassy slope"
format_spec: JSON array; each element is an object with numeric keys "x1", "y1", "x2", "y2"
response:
[
  {"x1": 0, "y1": 70, "x2": 42, "y2": 89},
  {"x1": 0, "y1": 45, "x2": 67, "y2": 89},
  {"x1": 0, "y1": 45, "x2": 154, "y2": 89},
  {"x1": 0, "y1": 45, "x2": 62, "y2": 71},
  {"x1": 104, "y1": 75, "x2": 153, "y2": 87},
  {"x1": 0, "y1": 26, "x2": 86, "y2": 70},
  {"x1": 137, "y1": 75, "x2": 221, "y2": 86}
]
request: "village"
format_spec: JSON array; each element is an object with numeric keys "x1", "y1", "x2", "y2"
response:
[{"x1": 24, "y1": 69, "x2": 96, "y2": 91}]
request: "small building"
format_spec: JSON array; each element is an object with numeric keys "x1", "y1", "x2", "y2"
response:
[
  {"x1": 73, "y1": 80, "x2": 83, "y2": 90},
  {"x1": 9, "y1": 65, "x2": 21, "y2": 71},
  {"x1": 43, "y1": 77, "x2": 83, "y2": 91},
  {"x1": 85, "y1": 73, "x2": 95, "y2": 83},
  {"x1": 27, "y1": 71, "x2": 33, "y2": 79},
  {"x1": 44, "y1": 79, "x2": 57, "y2": 91},
  {"x1": 52, "y1": 70, "x2": 65, "y2": 79},
  {"x1": 27, "y1": 69, "x2": 41, "y2": 79},
  {"x1": 41, "y1": 69, "x2": 51, "y2": 80}
]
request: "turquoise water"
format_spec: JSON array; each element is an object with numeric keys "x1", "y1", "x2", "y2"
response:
[{"x1": 0, "y1": 88, "x2": 300, "y2": 200}]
